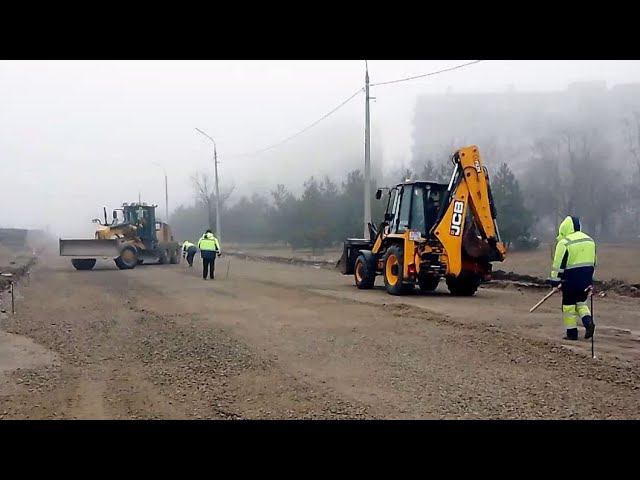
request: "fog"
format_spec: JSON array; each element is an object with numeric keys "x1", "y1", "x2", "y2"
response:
[{"x1": 2, "y1": 60, "x2": 640, "y2": 239}]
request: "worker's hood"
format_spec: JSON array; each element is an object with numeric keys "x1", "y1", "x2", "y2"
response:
[{"x1": 557, "y1": 216, "x2": 581, "y2": 240}]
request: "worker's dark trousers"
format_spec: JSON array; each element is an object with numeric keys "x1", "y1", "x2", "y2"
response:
[
  {"x1": 562, "y1": 287, "x2": 593, "y2": 340},
  {"x1": 186, "y1": 246, "x2": 197, "y2": 266},
  {"x1": 202, "y1": 255, "x2": 216, "y2": 279}
]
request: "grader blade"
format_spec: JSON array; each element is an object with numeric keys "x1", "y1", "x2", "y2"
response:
[{"x1": 59, "y1": 239, "x2": 121, "y2": 258}]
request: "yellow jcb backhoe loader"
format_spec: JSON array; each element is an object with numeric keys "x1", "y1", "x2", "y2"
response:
[{"x1": 340, "y1": 145, "x2": 507, "y2": 296}]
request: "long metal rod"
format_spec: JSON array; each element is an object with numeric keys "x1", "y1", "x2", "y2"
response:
[
  {"x1": 529, "y1": 287, "x2": 559, "y2": 313},
  {"x1": 363, "y1": 60, "x2": 371, "y2": 239},
  {"x1": 588, "y1": 286, "x2": 595, "y2": 359},
  {"x1": 591, "y1": 292, "x2": 595, "y2": 358}
]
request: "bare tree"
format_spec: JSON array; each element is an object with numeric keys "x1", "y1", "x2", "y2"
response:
[
  {"x1": 191, "y1": 171, "x2": 215, "y2": 229},
  {"x1": 524, "y1": 136, "x2": 565, "y2": 233},
  {"x1": 622, "y1": 111, "x2": 640, "y2": 176},
  {"x1": 191, "y1": 170, "x2": 236, "y2": 230},
  {"x1": 622, "y1": 111, "x2": 640, "y2": 234},
  {"x1": 557, "y1": 128, "x2": 620, "y2": 238}
]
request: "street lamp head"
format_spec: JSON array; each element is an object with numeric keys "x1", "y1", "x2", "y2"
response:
[
  {"x1": 195, "y1": 127, "x2": 216, "y2": 146},
  {"x1": 151, "y1": 162, "x2": 167, "y2": 176}
]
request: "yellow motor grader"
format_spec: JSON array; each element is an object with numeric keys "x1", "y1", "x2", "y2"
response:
[
  {"x1": 59, "y1": 202, "x2": 181, "y2": 270},
  {"x1": 340, "y1": 145, "x2": 507, "y2": 296}
]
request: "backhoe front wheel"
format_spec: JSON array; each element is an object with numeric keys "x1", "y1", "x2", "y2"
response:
[
  {"x1": 115, "y1": 247, "x2": 138, "y2": 270},
  {"x1": 446, "y1": 274, "x2": 481, "y2": 296},
  {"x1": 383, "y1": 245, "x2": 412, "y2": 295},
  {"x1": 354, "y1": 254, "x2": 376, "y2": 289}
]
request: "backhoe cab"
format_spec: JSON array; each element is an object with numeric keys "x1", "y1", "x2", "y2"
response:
[{"x1": 340, "y1": 145, "x2": 507, "y2": 296}]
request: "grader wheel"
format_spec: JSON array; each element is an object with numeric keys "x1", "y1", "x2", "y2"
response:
[{"x1": 115, "y1": 246, "x2": 138, "y2": 270}]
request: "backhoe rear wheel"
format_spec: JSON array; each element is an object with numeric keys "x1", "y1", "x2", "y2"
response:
[
  {"x1": 383, "y1": 245, "x2": 412, "y2": 295},
  {"x1": 115, "y1": 247, "x2": 138, "y2": 270},
  {"x1": 354, "y1": 254, "x2": 376, "y2": 289},
  {"x1": 71, "y1": 259, "x2": 96, "y2": 271},
  {"x1": 169, "y1": 248, "x2": 179, "y2": 264},
  {"x1": 418, "y1": 274, "x2": 440, "y2": 293},
  {"x1": 446, "y1": 274, "x2": 481, "y2": 296}
]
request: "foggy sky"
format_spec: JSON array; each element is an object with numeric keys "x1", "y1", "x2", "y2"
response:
[{"x1": 2, "y1": 60, "x2": 640, "y2": 237}]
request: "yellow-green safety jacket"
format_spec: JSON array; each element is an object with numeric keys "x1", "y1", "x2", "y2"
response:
[
  {"x1": 198, "y1": 233, "x2": 220, "y2": 252},
  {"x1": 549, "y1": 216, "x2": 596, "y2": 291}
]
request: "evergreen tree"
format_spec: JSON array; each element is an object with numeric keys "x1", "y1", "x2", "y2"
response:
[{"x1": 491, "y1": 162, "x2": 535, "y2": 249}]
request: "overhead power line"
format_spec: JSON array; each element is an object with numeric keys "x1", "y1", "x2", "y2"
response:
[
  {"x1": 223, "y1": 60, "x2": 484, "y2": 160},
  {"x1": 370, "y1": 60, "x2": 484, "y2": 87},
  {"x1": 226, "y1": 87, "x2": 364, "y2": 160}
]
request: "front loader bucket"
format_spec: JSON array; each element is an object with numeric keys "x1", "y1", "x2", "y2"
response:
[
  {"x1": 340, "y1": 238, "x2": 373, "y2": 275},
  {"x1": 59, "y1": 239, "x2": 121, "y2": 258}
]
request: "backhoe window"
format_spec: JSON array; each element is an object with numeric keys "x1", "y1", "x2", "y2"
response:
[
  {"x1": 387, "y1": 189, "x2": 398, "y2": 216},
  {"x1": 410, "y1": 186, "x2": 426, "y2": 234},
  {"x1": 397, "y1": 187, "x2": 412, "y2": 233},
  {"x1": 426, "y1": 188, "x2": 441, "y2": 229}
]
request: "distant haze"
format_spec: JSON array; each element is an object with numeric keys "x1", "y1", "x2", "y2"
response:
[{"x1": 2, "y1": 60, "x2": 640, "y2": 237}]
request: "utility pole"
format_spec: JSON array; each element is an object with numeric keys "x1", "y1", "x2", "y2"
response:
[
  {"x1": 363, "y1": 60, "x2": 372, "y2": 239},
  {"x1": 213, "y1": 142, "x2": 221, "y2": 242},
  {"x1": 152, "y1": 162, "x2": 169, "y2": 223},
  {"x1": 164, "y1": 171, "x2": 169, "y2": 223},
  {"x1": 195, "y1": 128, "x2": 222, "y2": 242}
]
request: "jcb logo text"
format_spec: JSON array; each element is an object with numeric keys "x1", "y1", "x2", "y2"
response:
[{"x1": 450, "y1": 200, "x2": 464, "y2": 236}]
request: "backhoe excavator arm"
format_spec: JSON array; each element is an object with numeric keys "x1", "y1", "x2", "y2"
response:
[{"x1": 433, "y1": 145, "x2": 506, "y2": 276}]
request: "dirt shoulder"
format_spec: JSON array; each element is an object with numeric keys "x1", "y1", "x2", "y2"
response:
[{"x1": 224, "y1": 243, "x2": 640, "y2": 299}]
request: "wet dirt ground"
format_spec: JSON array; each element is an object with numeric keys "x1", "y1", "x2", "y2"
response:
[{"x1": 1, "y1": 251, "x2": 638, "y2": 419}]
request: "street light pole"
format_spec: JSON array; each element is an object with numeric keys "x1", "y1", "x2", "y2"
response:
[
  {"x1": 195, "y1": 128, "x2": 222, "y2": 242},
  {"x1": 164, "y1": 170, "x2": 169, "y2": 223},
  {"x1": 152, "y1": 162, "x2": 169, "y2": 223}
]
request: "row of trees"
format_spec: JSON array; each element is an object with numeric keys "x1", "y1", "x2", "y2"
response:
[
  {"x1": 173, "y1": 108, "x2": 640, "y2": 251},
  {"x1": 172, "y1": 159, "x2": 534, "y2": 252},
  {"x1": 172, "y1": 169, "x2": 385, "y2": 251}
]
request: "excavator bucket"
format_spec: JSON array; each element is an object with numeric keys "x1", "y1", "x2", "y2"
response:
[{"x1": 59, "y1": 239, "x2": 121, "y2": 258}]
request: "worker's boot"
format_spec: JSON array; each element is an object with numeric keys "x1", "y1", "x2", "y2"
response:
[
  {"x1": 563, "y1": 328, "x2": 578, "y2": 341},
  {"x1": 583, "y1": 316, "x2": 595, "y2": 339}
]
